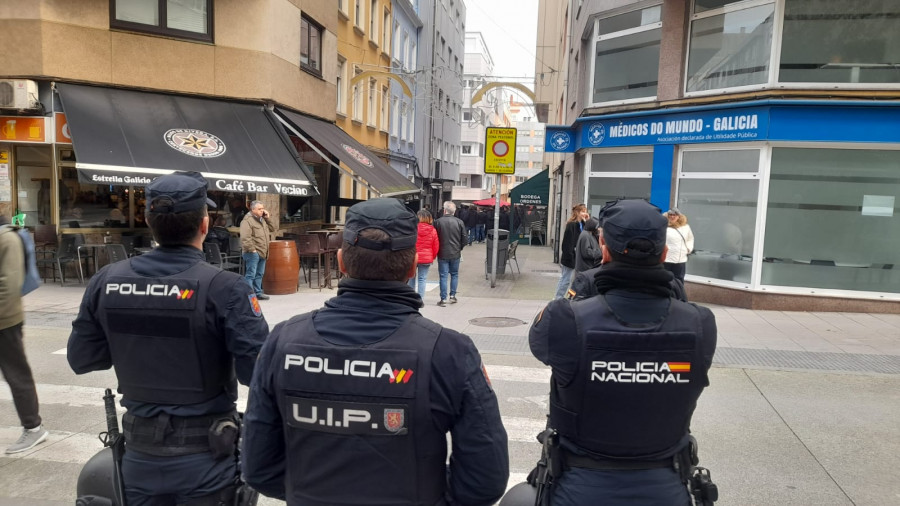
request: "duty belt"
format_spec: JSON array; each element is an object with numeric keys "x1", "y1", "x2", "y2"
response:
[
  {"x1": 563, "y1": 449, "x2": 675, "y2": 472},
  {"x1": 122, "y1": 410, "x2": 235, "y2": 457}
]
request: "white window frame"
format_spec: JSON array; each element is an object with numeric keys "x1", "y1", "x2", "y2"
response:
[
  {"x1": 676, "y1": 142, "x2": 767, "y2": 290},
  {"x1": 587, "y1": 3, "x2": 663, "y2": 108},
  {"x1": 369, "y1": 0, "x2": 378, "y2": 43},
  {"x1": 339, "y1": 0, "x2": 349, "y2": 18},
  {"x1": 355, "y1": 0, "x2": 364, "y2": 30},
  {"x1": 352, "y1": 67, "x2": 363, "y2": 122},
  {"x1": 391, "y1": 96, "x2": 399, "y2": 138},
  {"x1": 336, "y1": 57, "x2": 347, "y2": 115},
  {"x1": 383, "y1": 8, "x2": 391, "y2": 50},
  {"x1": 367, "y1": 78, "x2": 377, "y2": 127},
  {"x1": 380, "y1": 86, "x2": 389, "y2": 132}
]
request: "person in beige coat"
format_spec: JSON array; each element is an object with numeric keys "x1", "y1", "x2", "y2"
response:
[
  {"x1": 241, "y1": 200, "x2": 275, "y2": 299},
  {"x1": 0, "y1": 216, "x2": 48, "y2": 453}
]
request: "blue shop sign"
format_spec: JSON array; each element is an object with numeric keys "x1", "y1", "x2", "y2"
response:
[{"x1": 545, "y1": 101, "x2": 900, "y2": 153}]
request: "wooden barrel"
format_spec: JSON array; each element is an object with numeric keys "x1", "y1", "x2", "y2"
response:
[{"x1": 262, "y1": 240, "x2": 299, "y2": 295}]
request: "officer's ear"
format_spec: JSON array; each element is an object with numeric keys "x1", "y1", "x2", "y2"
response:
[
  {"x1": 337, "y1": 249, "x2": 348, "y2": 275},
  {"x1": 200, "y1": 214, "x2": 210, "y2": 237},
  {"x1": 406, "y1": 252, "x2": 418, "y2": 280},
  {"x1": 600, "y1": 237, "x2": 612, "y2": 264}
]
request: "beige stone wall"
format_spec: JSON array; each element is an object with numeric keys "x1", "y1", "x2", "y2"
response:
[{"x1": 1, "y1": 0, "x2": 335, "y2": 120}]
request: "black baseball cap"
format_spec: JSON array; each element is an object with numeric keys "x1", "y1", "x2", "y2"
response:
[
  {"x1": 146, "y1": 171, "x2": 216, "y2": 214},
  {"x1": 343, "y1": 198, "x2": 417, "y2": 251},
  {"x1": 599, "y1": 199, "x2": 667, "y2": 259}
]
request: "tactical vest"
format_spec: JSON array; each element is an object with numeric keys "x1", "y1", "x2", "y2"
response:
[
  {"x1": 550, "y1": 295, "x2": 708, "y2": 461},
  {"x1": 275, "y1": 313, "x2": 446, "y2": 505},
  {"x1": 97, "y1": 259, "x2": 231, "y2": 405}
]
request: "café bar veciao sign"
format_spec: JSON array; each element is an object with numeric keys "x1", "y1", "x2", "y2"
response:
[{"x1": 77, "y1": 169, "x2": 312, "y2": 196}]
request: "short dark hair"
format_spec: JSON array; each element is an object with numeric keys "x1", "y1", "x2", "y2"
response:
[
  {"x1": 147, "y1": 207, "x2": 206, "y2": 246},
  {"x1": 606, "y1": 238, "x2": 661, "y2": 267},
  {"x1": 341, "y1": 228, "x2": 415, "y2": 281}
]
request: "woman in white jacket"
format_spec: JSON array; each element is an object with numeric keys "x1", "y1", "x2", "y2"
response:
[{"x1": 664, "y1": 208, "x2": 694, "y2": 283}]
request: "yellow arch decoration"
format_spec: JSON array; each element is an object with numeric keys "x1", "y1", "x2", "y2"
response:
[
  {"x1": 471, "y1": 82, "x2": 536, "y2": 105},
  {"x1": 349, "y1": 70, "x2": 412, "y2": 99}
]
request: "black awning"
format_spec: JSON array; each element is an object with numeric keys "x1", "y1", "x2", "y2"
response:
[
  {"x1": 275, "y1": 108, "x2": 419, "y2": 197},
  {"x1": 56, "y1": 83, "x2": 318, "y2": 196}
]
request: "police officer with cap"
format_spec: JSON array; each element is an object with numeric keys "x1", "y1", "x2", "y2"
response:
[
  {"x1": 68, "y1": 171, "x2": 269, "y2": 505},
  {"x1": 242, "y1": 197, "x2": 510, "y2": 505},
  {"x1": 527, "y1": 199, "x2": 717, "y2": 505}
]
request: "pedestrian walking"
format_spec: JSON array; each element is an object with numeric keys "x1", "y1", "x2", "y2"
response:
[
  {"x1": 574, "y1": 217, "x2": 602, "y2": 273},
  {"x1": 409, "y1": 209, "x2": 440, "y2": 301},
  {"x1": 433, "y1": 201, "x2": 467, "y2": 307},
  {"x1": 554, "y1": 204, "x2": 588, "y2": 299},
  {"x1": 0, "y1": 216, "x2": 48, "y2": 454}
]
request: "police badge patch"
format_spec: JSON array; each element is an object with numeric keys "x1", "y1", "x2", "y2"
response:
[
  {"x1": 384, "y1": 409, "x2": 405, "y2": 433},
  {"x1": 248, "y1": 294, "x2": 262, "y2": 317}
]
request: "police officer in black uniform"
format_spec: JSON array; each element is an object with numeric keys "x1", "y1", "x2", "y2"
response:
[
  {"x1": 528, "y1": 199, "x2": 717, "y2": 506},
  {"x1": 68, "y1": 171, "x2": 269, "y2": 505},
  {"x1": 242, "y1": 197, "x2": 509, "y2": 505}
]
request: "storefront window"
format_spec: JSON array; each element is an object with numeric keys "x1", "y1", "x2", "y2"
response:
[
  {"x1": 678, "y1": 148, "x2": 760, "y2": 284},
  {"x1": 592, "y1": 5, "x2": 661, "y2": 104},
  {"x1": 779, "y1": 0, "x2": 900, "y2": 84},
  {"x1": 686, "y1": 2, "x2": 774, "y2": 93},
  {"x1": 762, "y1": 148, "x2": 900, "y2": 294},
  {"x1": 14, "y1": 146, "x2": 52, "y2": 226},
  {"x1": 586, "y1": 151, "x2": 653, "y2": 217},
  {"x1": 59, "y1": 165, "x2": 147, "y2": 229}
]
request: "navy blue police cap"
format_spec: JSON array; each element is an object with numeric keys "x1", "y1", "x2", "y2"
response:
[
  {"x1": 599, "y1": 199, "x2": 667, "y2": 259},
  {"x1": 146, "y1": 171, "x2": 216, "y2": 214},
  {"x1": 343, "y1": 198, "x2": 417, "y2": 251}
]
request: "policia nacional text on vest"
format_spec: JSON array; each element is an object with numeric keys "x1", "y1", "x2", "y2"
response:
[
  {"x1": 76, "y1": 259, "x2": 258, "y2": 506},
  {"x1": 506, "y1": 295, "x2": 718, "y2": 506}
]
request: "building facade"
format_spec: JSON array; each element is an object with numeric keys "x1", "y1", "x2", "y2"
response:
[
  {"x1": 536, "y1": 0, "x2": 900, "y2": 311},
  {"x1": 456, "y1": 31, "x2": 496, "y2": 203},
  {"x1": 414, "y1": 0, "x2": 466, "y2": 210},
  {"x1": 386, "y1": 0, "x2": 423, "y2": 194}
]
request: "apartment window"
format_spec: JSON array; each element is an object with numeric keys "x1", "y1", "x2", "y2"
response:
[
  {"x1": 438, "y1": 89, "x2": 444, "y2": 111},
  {"x1": 300, "y1": 16, "x2": 322, "y2": 74},
  {"x1": 369, "y1": 0, "x2": 378, "y2": 42},
  {"x1": 408, "y1": 114, "x2": 414, "y2": 144},
  {"x1": 355, "y1": 0, "x2": 363, "y2": 28},
  {"x1": 410, "y1": 42, "x2": 417, "y2": 70},
  {"x1": 339, "y1": 0, "x2": 348, "y2": 17},
  {"x1": 336, "y1": 58, "x2": 347, "y2": 114},
  {"x1": 391, "y1": 97, "x2": 399, "y2": 137},
  {"x1": 400, "y1": 102, "x2": 408, "y2": 140},
  {"x1": 686, "y1": 1, "x2": 774, "y2": 93},
  {"x1": 591, "y1": 4, "x2": 662, "y2": 104},
  {"x1": 352, "y1": 68, "x2": 363, "y2": 121},
  {"x1": 383, "y1": 9, "x2": 390, "y2": 49},
  {"x1": 462, "y1": 110, "x2": 472, "y2": 121},
  {"x1": 393, "y1": 21, "x2": 400, "y2": 60},
  {"x1": 111, "y1": 0, "x2": 213, "y2": 42},
  {"x1": 367, "y1": 79, "x2": 377, "y2": 127},
  {"x1": 779, "y1": 1, "x2": 900, "y2": 84},
  {"x1": 440, "y1": 37, "x2": 446, "y2": 60},
  {"x1": 462, "y1": 144, "x2": 473, "y2": 155},
  {"x1": 380, "y1": 87, "x2": 389, "y2": 131},
  {"x1": 401, "y1": 32, "x2": 410, "y2": 69}
]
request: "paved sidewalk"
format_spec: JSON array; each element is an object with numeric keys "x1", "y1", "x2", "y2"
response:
[{"x1": 26, "y1": 240, "x2": 900, "y2": 373}]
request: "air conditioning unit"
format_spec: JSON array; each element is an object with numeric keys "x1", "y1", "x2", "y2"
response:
[{"x1": 0, "y1": 80, "x2": 40, "y2": 110}]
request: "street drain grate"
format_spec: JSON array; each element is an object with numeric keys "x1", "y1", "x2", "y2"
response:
[
  {"x1": 469, "y1": 317, "x2": 528, "y2": 328},
  {"x1": 714, "y1": 347, "x2": 900, "y2": 375}
]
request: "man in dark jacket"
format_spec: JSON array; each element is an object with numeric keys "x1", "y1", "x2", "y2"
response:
[
  {"x1": 433, "y1": 201, "x2": 467, "y2": 307},
  {"x1": 529, "y1": 199, "x2": 717, "y2": 506},
  {"x1": 68, "y1": 171, "x2": 269, "y2": 505},
  {"x1": 242, "y1": 198, "x2": 509, "y2": 505}
]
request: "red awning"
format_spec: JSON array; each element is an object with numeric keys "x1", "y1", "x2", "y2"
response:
[{"x1": 473, "y1": 198, "x2": 510, "y2": 206}]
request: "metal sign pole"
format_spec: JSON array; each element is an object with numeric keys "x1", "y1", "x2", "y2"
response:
[{"x1": 491, "y1": 191, "x2": 500, "y2": 288}]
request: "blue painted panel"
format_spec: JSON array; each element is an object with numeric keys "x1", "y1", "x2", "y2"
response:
[
  {"x1": 769, "y1": 106, "x2": 900, "y2": 143},
  {"x1": 650, "y1": 145, "x2": 674, "y2": 210},
  {"x1": 545, "y1": 127, "x2": 575, "y2": 153}
]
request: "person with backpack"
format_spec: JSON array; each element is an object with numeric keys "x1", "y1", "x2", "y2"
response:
[{"x1": 0, "y1": 215, "x2": 48, "y2": 454}]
